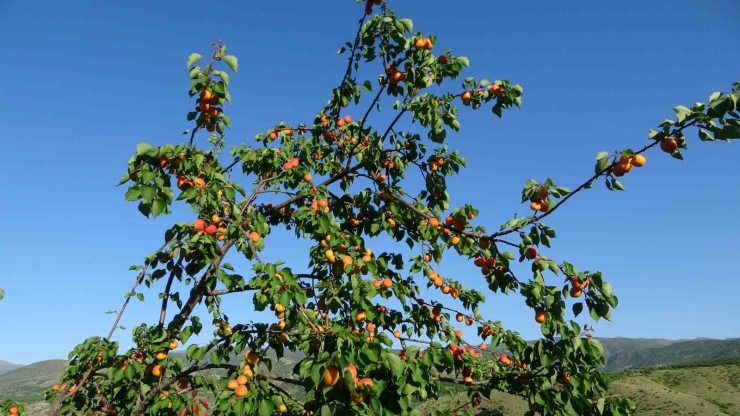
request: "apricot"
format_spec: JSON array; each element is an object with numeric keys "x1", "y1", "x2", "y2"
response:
[
  {"x1": 249, "y1": 231, "x2": 260, "y2": 243},
  {"x1": 322, "y1": 365, "x2": 340, "y2": 387},
  {"x1": 479, "y1": 239, "x2": 490, "y2": 250},
  {"x1": 381, "y1": 278, "x2": 393, "y2": 289},
  {"x1": 234, "y1": 384, "x2": 248, "y2": 397},
  {"x1": 192, "y1": 177, "x2": 205, "y2": 190},
  {"x1": 245, "y1": 351, "x2": 260, "y2": 365},
  {"x1": 632, "y1": 154, "x2": 646, "y2": 167},
  {"x1": 194, "y1": 219, "x2": 206, "y2": 232},
  {"x1": 569, "y1": 287, "x2": 583, "y2": 298},
  {"x1": 428, "y1": 217, "x2": 440, "y2": 227},
  {"x1": 461, "y1": 91, "x2": 472, "y2": 102},
  {"x1": 155, "y1": 351, "x2": 167, "y2": 361},
  {"x1": 660, "y1": 137, "x2": 678, "y2": 153},
  {"x1": 169, "y1": 340, "x2": 178, "y2": 350},
  {"x1": 438, "y1": 55, "x2": 449, "y2": 64},
  {"x1": 456, "y1": 313, "x2": 464, "y2": 322},
  {"x1": 393, "y1": 330, "x2": 401, "y2": 338},
  {"x1": 525, "y1": 246, "x2": 538, "y2": 260},
  {"x1": 356, "y1": 310, "x2": 366, "y2": 322},
  {"x1": 534, "y1": 309, "x2": 547, "y2": 324},
  {"x1": 205, "y1": 224, "x2": 217, "y2": 235},
  {"x1": 414, "y1": 38, "x2": 425, "y2": 49},
  {"x1": 151, "y1": 364, "x2": 164, "y2": 377}
]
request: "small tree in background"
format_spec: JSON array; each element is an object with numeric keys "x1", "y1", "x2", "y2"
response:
[{"x1": 3, "y1": 1, "x2": 738, "y2": 416}]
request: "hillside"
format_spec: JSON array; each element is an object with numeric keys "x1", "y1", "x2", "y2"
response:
[
  {"x1": 418, "y1": 359, "x2": 740, "y2": 416},
  {"x1": 2, "y1": 338, "x2": 740, "y2": 414},
  {"x1": 0, "y1": 360, "x2": 23, "y2": 376},
  {"x1": 0, "y1": 360, "x2": 67, "y2": 403},
  {"x1": 600, "y1": 338, "x2": 740, "y2": 371}
]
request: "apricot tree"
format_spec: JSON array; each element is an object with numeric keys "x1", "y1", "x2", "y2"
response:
[{"x1": 11, "y1": 2, "x2": 738, "y2": 416}]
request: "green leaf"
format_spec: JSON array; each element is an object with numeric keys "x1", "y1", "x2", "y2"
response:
[
  {"x1": 595, "y1": 151, "x2": 609, "y2": 160},
  {"x1": 398, "y1": 18, "x2": 413, "y2": 33},
  {"x1": 186, "y1": 53, "x2": 203, "y2": 68},
  {"x1": 385, "y1": 352, "x2": 403, "y2": 380},
  {"x1": 0, "y1": 288, "x2": 4, "y2": 301},
  {"x1": 362, "y1": 80, "x2": 373, "y2": 92},
  {"x1": 136, "y1": 142, "x2": 153, "y2": 156},
  {"x1": 601, "y1": 282, "x2": 613, "y2": 297},
  {"x1": 223, "y1": 55, "x2": 238, "y2": 73},
  {"x1": 151, "y1": 199, "x2": 166, "y2": 218},
  {"x1": 595, "y1": 157, "x2": 610, "y2": 174},
  {"x1": 611, "y1": 178, "x2": 625, "y2": 191},
  {"x1": 573, "y1": 302, "x2": 583, "y2": 317}
]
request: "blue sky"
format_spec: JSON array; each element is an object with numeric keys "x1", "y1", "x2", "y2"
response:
[{"x1": 1, "y1": 0, "x2": 738, "y2": 365}]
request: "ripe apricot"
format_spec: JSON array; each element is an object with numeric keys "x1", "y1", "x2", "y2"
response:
[
  {"x1": 530, "y1": 201, "x2": 542, "y2": 211},
  {"x1": 534, "y1": 309, "x2": 547, "y2": 324},
  {"x1": 438, "y1": 55, "x2": 449, "y2": 64},
  {"x1": 569, "y1": 287, "x2": 583, "y2": 298},
  {"x1": 414, "y1": 38, "x2": 425, "y2": 49},
  {"x1": 194, "y1": 219, "x2": 206, "y2": 232},
  {"x1": 381, "y1": 278, "x2": 393, "y2": 289},
  {"x1": 169, "y1": 340, "x2": 178, "y2": 350},
  {"x1": 479, "y1": 239, "x2": 490, "y2": 250},
  {"x1": 155, "y1": 351, "x2": 168, "y2": 361},
  {"x1": 660, "y1": 137, "x2": 678, "y2": 153},
  {"x1": 428, "y1": 217, "x2": 440, "y2": 227},
  {"x1": 205, "y1": 224, "x2": 217, "y2": 235},
  {"x1": 348, "y1": 363, "x2": 358, "y2": 380},
  {"x1": 489, "y1": 83, "x2": 505, "y2": 97},
  {"x1": 192, "y1": 177, "x2": 205, "y2": 190},
  {"x1": 245, "y1": 351, "x2": 260, "y2": 365},
  {"x1": 393, "y1": 330, "x2": 401, "y2": 338},
  {"x1": 151, "y1": 364, "x2": 164, "y2": 377},
  {"x1": 450, "y1": 235, "x2": 461, "y2": 245},
  {"x1": 234, "y1": 384, "x2": 248, "y2": 397},
  {"x1": 461, "y1": 91, "x2": 472, "y2": 102},
  {"x1": 525, "y1": 246, "x2": 538, "y2": 260},
  {"x1": 456, "y1": 313, "x2": 464, "y2": 322},
  {"x1": 249, "y1": 231, "x2": 260, "y2": 243},
  {"x1": 632, "y1": 154, "x2": 646, "y2": 167},
  {"x1": 356, "y1": 310, "x2": 366, "y2": 322}
]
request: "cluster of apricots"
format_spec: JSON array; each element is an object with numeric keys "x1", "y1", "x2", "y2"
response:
[
  {"x1": 612, "y1": 153, "x2": 647, "y2": 177},
  {"x1": 176, "y1": 173, "x2": 206, "y2": 193},
  {"x1": 310, "y1": 198, "x2": 331, "y2": 215},
  {"x1": 461, "y1": 82, "x2": 506, "y2": 103},
  {"x1": 455, "y1": 312, "x2": 475, "y2": 327},
  {"x1": 568, "y1": 275, "x2": 590, "y2": 298},
  {"x1": 429, "y1": 155, "x2": 445, "y2": 172},
  {"x1": 473, "y1": 255, "x2": 501, "y2": 277},
  {"x1": 210, "y1": 318, "x2": 234, "y2": 338},
  {"x1": 225, "y1": 350, "x2": 271, "y2": 403},
  {"x1": 193, "y1": 217, "x2": 231, "y2": 241},
  {"x1": 196, "y1": 89, "x2": 221, "y2": 132},
  {"x1": 322, "y1": 364, "x2": 374, "y2": 404},
  {"x1": 427, "y1": 270, "x2": 460, "y2": 299},
  {"x1": 267, "y1": 127, "x2": 294, "y2": 141},
  {"x1": 529, "y1": 187, "x2": 551, "y2": 213},
  {"x1": 282, "y1": 157, "x2": 299, "y2": 170}
]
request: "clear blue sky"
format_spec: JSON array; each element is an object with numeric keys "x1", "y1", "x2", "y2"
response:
[{"x1": 1, "y1": 0, "x2": 738, "y2": 365}]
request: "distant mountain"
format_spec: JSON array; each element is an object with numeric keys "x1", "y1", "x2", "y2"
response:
[
  {"x1": 2, "y1": 337, "x2": 740, "y2": 404},
  {"x1": 0, "y1": 360, "x2": 23, "y2": 375},
  {"x1": 600, "y1": 337, "x2": 740, "y2": 371},
  {"x1": 0, "y1": 360, "x2": 67, "y2": 403}
]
